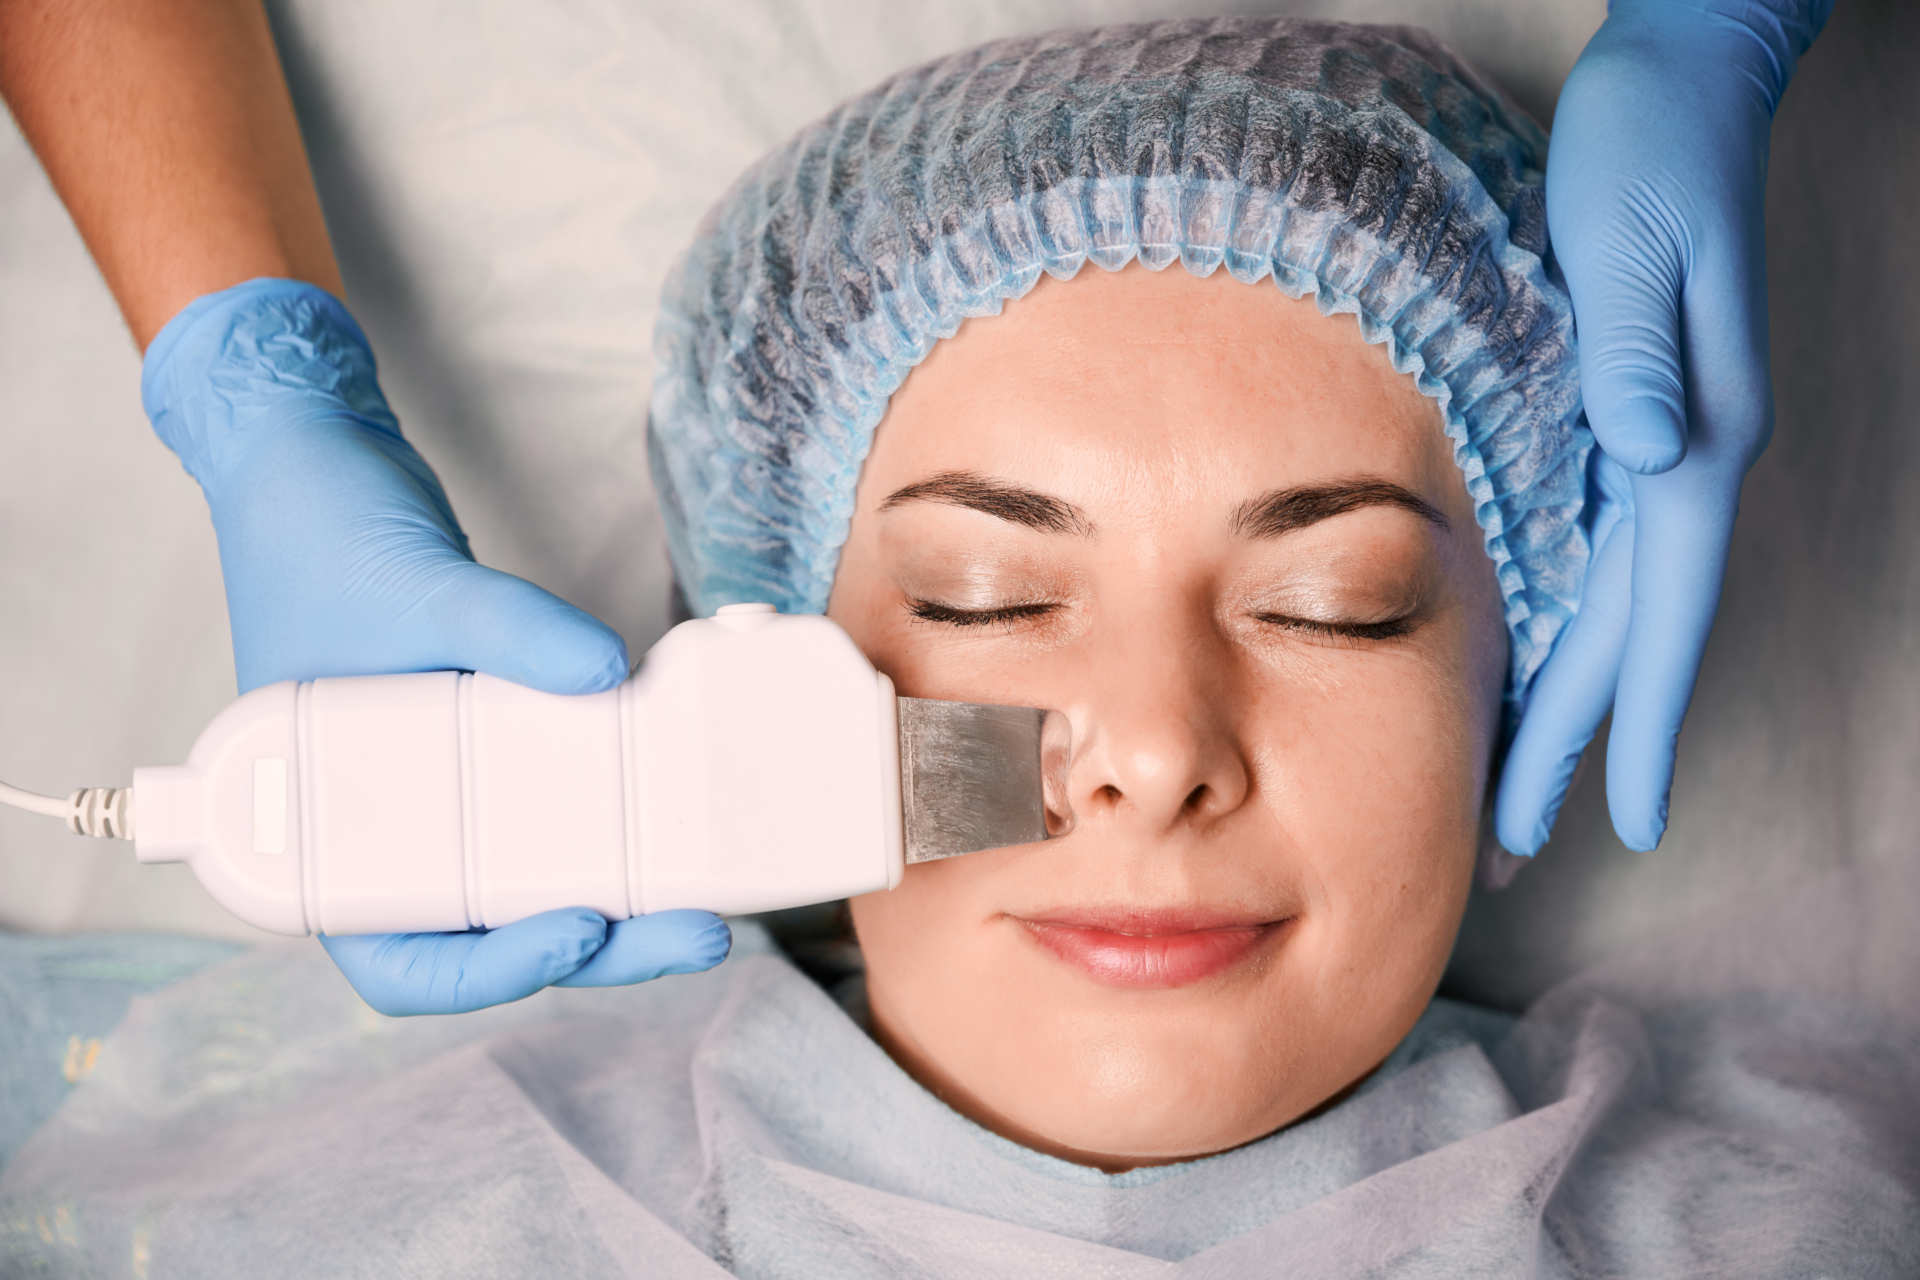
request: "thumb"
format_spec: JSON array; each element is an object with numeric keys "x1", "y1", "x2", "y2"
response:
[
  {"x1": 1562, "y1": 225, "x2": 1690, "y2": 475},
  {"x1": 1566, "y1": 237, "x2": 1689, "y2": 474},
  {"x1": 423, "y1": 561, "x2": 631, "y2": 694}
]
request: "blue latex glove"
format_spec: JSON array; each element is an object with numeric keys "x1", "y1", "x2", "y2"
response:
[
  {"x1": 1496, "y1": 0, "x2": 1833, "y2": 857},
  {"x1": 142, "y1": 277, "x2": 731, "y2": 1015}
]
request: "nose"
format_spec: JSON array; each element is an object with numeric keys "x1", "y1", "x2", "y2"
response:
[{"x1": 1062, "y1": 608, "x2": 1251, "y2": 835}]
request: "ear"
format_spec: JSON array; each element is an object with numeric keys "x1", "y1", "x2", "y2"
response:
[
  {"x1": 1475, "y1": 813, "x2": 1530, "y2": 891},
  {"x1": 1475, "y1": 754, "x2": 1527, "y2": 891}
]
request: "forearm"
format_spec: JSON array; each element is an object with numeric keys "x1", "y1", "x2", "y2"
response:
[{"x1": 0, "y1": 0, "x2": 343, "y2": 350}]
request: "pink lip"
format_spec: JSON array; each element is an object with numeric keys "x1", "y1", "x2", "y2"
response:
[{"x1": 1014, "y1": 910, "x2": 1293, "y2": 989}]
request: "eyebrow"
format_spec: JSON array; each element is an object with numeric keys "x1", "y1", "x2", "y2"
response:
[
  {"x1": 1229, "y1": 478, "x2": 1450, "y2": 539},
  {"x1": 878, "y1": 469, "x2": 1448, "y2": 539},
  {"x1": 877, "y1": 470, "x2": 1094, "y2": 535}
]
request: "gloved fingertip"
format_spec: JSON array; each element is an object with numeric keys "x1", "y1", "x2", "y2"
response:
[
  {"x1": 1495, "y1": 743, "x2": 1583, "y2": 857},
  {"x1": 1509, "y1": 818, "x2": 1553, "y2": 859},
  {"x1": 551, "y1": 911, "x2": 730, "y2": 987},
  {"x1": 553, "y1": 628, "x2": 630, "y2": 695},
  {"x1": 563, "y1": 905, "x2": 612, "y2": 936},
  {"x1": 1608, "y1": 428, "x2": 1686, "y2": 476},
  {"x1": 1503, "y1": 809, "x2": 1556, "y2": 860},
  {"x1": 656, "y1": 919, "x2": 733, "y2": 976},
  {"x1": 445, "y1": 567, "x2": 630, "y2": 695},
  {"x1": 1619, "y1": 818, "x2": 1664, "y2": 853},
  {"x1": 1535, "y1": 782, "x2": 1575, "y2": 850},
  {"x1": 672, "y1": 921, "x2": 734, "y2": 974},
  {"x1": 539, "y1": 909, "x2": 610, "y2": 980},
  {"x1": 1491, "y1": 800, "x2": 1539, "y2": 859},
  {"x1": 1593, "y1": 398, "x2": 1687, "y2": 475},
  {"x1": 1616, "y1": 788, "x2": 1671, "y2": 852},
  {"x1": 1492, "y1": 811, "x2": 1540, "y2": 859},
  {"x1": 586, "y1": 644, "x2": 634, "y2": 693},
  {"x1": 516, "y1": 609, "x2": 629, "y2": 694}
]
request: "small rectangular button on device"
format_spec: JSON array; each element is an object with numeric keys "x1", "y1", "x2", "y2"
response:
[{"x1": 252, "y1": 757, "x2": 288, "y2": 855}]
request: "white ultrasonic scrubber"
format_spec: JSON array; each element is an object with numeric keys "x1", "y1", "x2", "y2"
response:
[{"x1": 2, "y1": 606, "x2": 1072, "y2": 937}]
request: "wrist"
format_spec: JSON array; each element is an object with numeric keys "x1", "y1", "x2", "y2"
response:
[
  {"x1": 141, "y1": 277, "x2": 402, "y2": 490},
  {"x1": 1603, "y1": 0, "x2": 1834, "y2": 107}
]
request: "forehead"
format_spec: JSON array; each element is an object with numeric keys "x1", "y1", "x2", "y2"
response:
[{"x1": 865, "y1": 263, "x2": 1455, "y2": 508}]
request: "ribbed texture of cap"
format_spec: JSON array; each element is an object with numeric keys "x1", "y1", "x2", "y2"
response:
[{"x1": 648, "y1": 17, "x2": 1600, "y2": 716}]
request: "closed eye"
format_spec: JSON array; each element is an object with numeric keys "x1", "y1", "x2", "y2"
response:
[
  {"x1": 905, "y1": 598, "x2": 1416, "y2": 642},
  {"x1": 1252, "y1": 612, "x2": 1417, "y2": 642},
  {"x1": 905, "y1": 599, "x2": 1060, "y2": 628}
]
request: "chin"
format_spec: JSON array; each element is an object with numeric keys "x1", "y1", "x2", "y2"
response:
[{"x1": 982, "y1": 999, "x2": 1324, "y2": 1167}]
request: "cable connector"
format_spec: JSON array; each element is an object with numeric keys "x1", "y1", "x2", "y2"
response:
[
  {"x1": 66, "y1": 786, "x2": 135, "y2": 839},
  {"x1": 0, "y1": 779, "x2": 135, "y2": 839}
]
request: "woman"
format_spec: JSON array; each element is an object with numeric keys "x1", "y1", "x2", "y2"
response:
[
  {"x1": 1, "y1": 17, "x2": 1907, "y2": 1278},
  {"x1": 648, "y1": 16, "x2": 1602, "y2": 1175}
]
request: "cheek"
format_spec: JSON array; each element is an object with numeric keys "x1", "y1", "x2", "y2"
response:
[
  {"x1": 847, "y1": 851, "x2": 984, "y2": 963},
  {"x1": 1259, "y1": 627, "x2": 1495, "y2": 1020},
  {"x1": 845, "y1": 853, "x2": 1041, "y2": 1119}
]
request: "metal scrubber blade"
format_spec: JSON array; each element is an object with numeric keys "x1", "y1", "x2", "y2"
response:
[{"x1": 897, "y1": 698, "x2": 1074, "y2": 864}]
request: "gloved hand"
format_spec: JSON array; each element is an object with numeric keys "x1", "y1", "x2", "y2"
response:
[
  {"x1": 1496, "y1": 0, "x2": 1833, "y2": 856},
  {"x1": 142, "y1": 277, "x2": 730, "y2": 1014}
]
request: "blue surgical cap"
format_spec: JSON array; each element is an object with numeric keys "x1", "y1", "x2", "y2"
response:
[{"x1": 648, "y1": 17, "x2": 1606, "y2": 721}]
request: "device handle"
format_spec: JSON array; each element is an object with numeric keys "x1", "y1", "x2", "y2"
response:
[{"x1": 132, "y1": 608, "x2": 904, "y2": 936}]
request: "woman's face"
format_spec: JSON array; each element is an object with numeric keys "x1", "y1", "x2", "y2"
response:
[{"x1": 825, "y1": 263, "x2": 1507, "y2": 1172}]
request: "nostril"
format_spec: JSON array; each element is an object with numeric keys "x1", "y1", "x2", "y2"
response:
[
  {"x1": 1183, "y1": 784, "x2": 1210, "y2": 814},
  {"x1": 1096, "y1": 783, "x2": 1123, "y2": 807}
]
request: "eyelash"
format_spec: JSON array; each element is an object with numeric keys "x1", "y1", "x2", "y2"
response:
[
  {"x1": 906, "y1": 599, "x2": 1058, "y2": 628},
  {"x1": 1250, "y1": 612, "x2": 1415, "y2": 642},
  {"x1": 904, "y1": 598, "x2": 1416, "y2": 641}
]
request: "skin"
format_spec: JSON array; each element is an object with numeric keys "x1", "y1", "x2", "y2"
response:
[
  {"x1": 0, "y1": 0, "x2": 345, "y2": 349},
  {"x1": 825, "y1": 262, "x2": 1508, "y2": 1173}
]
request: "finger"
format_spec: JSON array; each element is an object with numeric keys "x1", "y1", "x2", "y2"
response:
[
  {"x1": 1604, "y1": 237, "x2": 1767, "y2": 850},
  {"x1": 1551, "y1": 179, "x2": 1690, "y2": 475},
  {"x1": 320, "y1": 907, "x2": 608, "y2": 1016},
  {"x1": 554, "y1": 910, "x2": 732, "y2": 987},
  {"x1": 1605, "y1": 468, "x2": 1736, "y2": 851},
  {"x1": 427, "y1": 562, "x2": 632, "y2": 694},
  {"x1": 1494, "y1": 507, "x2": 1635, "y2": 856}
]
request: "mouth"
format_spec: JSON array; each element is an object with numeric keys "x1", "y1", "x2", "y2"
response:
[{"x1": 1010, "y1": 908, "x2": 1294, "y2": 989}]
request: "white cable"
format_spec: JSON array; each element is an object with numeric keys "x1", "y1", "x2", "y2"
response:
[{"x1": 0, "y1": 778, "x2": 135, "y2": 839}]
